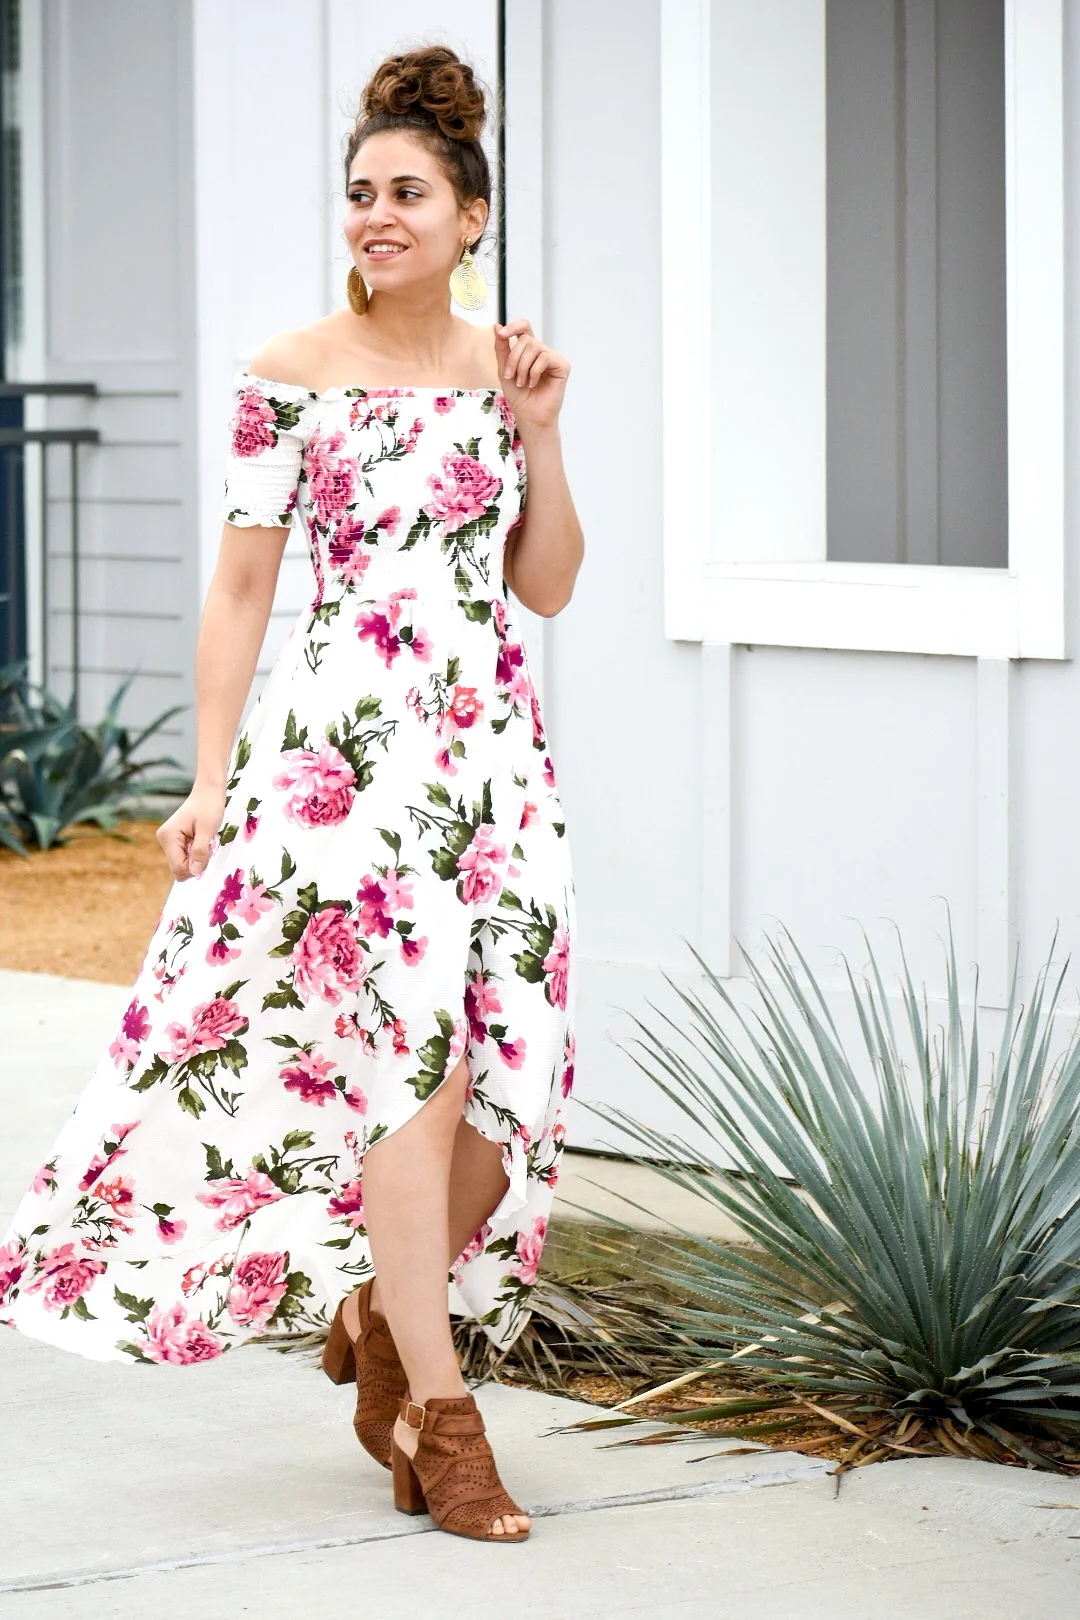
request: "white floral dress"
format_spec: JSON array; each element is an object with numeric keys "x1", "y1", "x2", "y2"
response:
[{"x1": 0, "y1": 374, "x2": 576, "y2": 1365}]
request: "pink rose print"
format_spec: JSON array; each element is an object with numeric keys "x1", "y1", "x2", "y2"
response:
[
  {"x1": 328, "y1": 1178, "x2": 366, "y2": 1228},
  {"x1": 280, "y1": 1048, "x2": 338, "y2": 1106},
  {"x1": 542, "y1": 924, "x2": 570, "y2": 1010},
  {"x1": 291, "y1": 906, "x2": 363, "y2": 1006},
  {"x1": 163, "y1": 996, "x2": 246, "y2": 1066},
  {"x1": 93, "y1": 1175, "x2": 135, "y2": 1217},
  {"x1": 498, "y1": 1036, "x2": 527, "y2": 1069},
  {"x1": 196, "y1": 1167, "x2": 284, "y2": 1232},
  {"x1": 510, "y1": 1217, "x2": 548, "y2": 1288},
  {"x1": 376, "y1": 506, "x2": 401, "y2": 535},
  {"x1": 355, "y1": 588, "x2": 432, "y2": 670},
  {"x1": 447, "y1": 1015, "x2": 469, "y2": 1071},
  {"x1": 109, "y1": 998, "x2": 151, "y2": 1071},
  {"x1": 227, "y1": 1250, "x2": 289, "y2": 1328},
  {"x1": 142, "y1": 1301, "x2": 223, "y2": 1364},
  {"x1": 448, "y1": 686, "x2": 482, "y2": 729},
  {"x1": 32, "y1": 1161, "x2": 58, "y2": 1196},
  {"x1": 230, "y1": 385, "x2": 276, "y2": 458},
  {"x1": 496, "y1": 394, "x2": 517, "y2": 437},
  {"x1": 327, "y1": 514, "x2": 372, "y2": 586},
  {"x1": 232, "y1": 880, "x2": 274, "y2": 927},
  {"x1": 433, "y1": 395, "x2": 455, "y2": 414},
  {"x1": 0, "y1": 1239, "x2": 28, "y2": 1301},
  {"x1": 273, "y1": 740, "x2": 357, "y2": 829},
  {"x1": 465, "y1": 970, "x2": 503, "y2": 1043},
  {"x1": 157, "y1": 1215, "x2": 187, "y2": 1245},
  {"x1": 423, "y1": 451, "x2": 502, "y2": 534},
  {"x1": 400, "y1": 932, "x2": 428, "y2": 966},
  {"x1": 343, "y1": 1084, "x2": 368, "y2": 1113},
  {"x1": 25, "y1": 1243, "x2": 106, "y2": 1313},
  {"x1": 456, "y1": 824, "x2": 507, "y2": 905},
  {"x1": 209, "y1": 870, "x2": 244, "y2": 928},
  {"x1": 384, "y1": 1015, "x2": 409, "y2": 1056},
  {"x1": 180, "y1": 1257, "x2": 226, "y2": 1297},
  {"x1": 78, "y1": 1122, "x2": 138, "y2": 1192},
  {"x1": 519, "y1": 799, "x2": 537, "y2": 830},
  {"x1": 451, "y1": 1219, "x2": 492, "y2": 1280},
  {"x1": 306, "y1": 426, "x2": 356, "y2": 530},
  {"x1": 561, "y1": 1032, "x2": 576, "y2": 1098}
]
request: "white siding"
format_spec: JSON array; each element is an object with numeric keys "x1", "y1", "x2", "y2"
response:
[{"x1": 40, "y1": 0, "x2": 199, "y2": 760}]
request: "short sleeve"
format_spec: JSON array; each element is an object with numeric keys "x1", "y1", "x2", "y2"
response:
[{"x1": 220, "y1": 372, "x2": 312, "y2": 529}]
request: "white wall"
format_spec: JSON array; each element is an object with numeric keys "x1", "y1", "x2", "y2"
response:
[{"x1": 39, "y1": 0, "x2": 200, "y2": 763}]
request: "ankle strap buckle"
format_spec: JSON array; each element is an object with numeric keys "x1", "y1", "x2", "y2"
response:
[{"x1": 403, "y1": 1400, "x2": 426, "y2": 1431}]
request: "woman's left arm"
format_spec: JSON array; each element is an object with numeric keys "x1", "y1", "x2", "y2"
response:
[{"x1": 495, "y1": 318, "x2": 584, "y2": 618}]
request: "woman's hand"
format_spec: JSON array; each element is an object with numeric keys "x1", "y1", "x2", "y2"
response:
[
  {"x1": 156, "y1": 781, "x2": 227, "y2": 880},
  {"x1": 494, "y1": 319, "x2": 570, "y2": 434}
]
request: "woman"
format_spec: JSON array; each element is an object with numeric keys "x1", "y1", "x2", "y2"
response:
[{"x1": 0, "y1": 45, "x2": 582, "y2": 1545}]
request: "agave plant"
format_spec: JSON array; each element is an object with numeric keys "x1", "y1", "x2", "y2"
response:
[
  {"x1": 0, "y1": 667, "x2": 191, "y2": 854},
  {"x1": 580, "y1": 920, "x2": 1080, "y2": 1470}
]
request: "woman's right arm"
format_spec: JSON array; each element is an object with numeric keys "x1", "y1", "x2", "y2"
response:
[{"x1": 156, "y1": 522, "x2": 289, "y2": 880}]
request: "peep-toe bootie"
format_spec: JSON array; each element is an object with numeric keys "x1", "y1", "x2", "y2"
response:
[
  {"x1": 321, "y1": 1280, "x2": 408, "y2": 1470},
  {"x1": 391, "y1": 1393, "x2": 531, "y2": 1543}
]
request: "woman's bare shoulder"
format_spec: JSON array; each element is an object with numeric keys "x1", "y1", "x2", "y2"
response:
[
  {"x1": 469, "y1": 320, "x2": 504, "y2": 388},
  {"x1": 246, "y1": 318, "x2": 342, "y2": 389}
]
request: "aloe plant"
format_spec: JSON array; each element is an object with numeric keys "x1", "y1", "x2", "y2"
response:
[
  {"x1": 585, "y1": 921, "x2": 1080, "y2": 1468},
  {"x1": 0, "y1": 667, "x2": 191, "y2": 853}
]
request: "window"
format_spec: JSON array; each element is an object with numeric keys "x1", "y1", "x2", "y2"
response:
[{"x1": 661, "y1": 0, "x2": 1065, "y2": 657}]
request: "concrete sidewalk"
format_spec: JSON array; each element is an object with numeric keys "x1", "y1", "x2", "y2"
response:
[{"x1": 2, "y1": 969, "x2": 1079, "y2": 1616}]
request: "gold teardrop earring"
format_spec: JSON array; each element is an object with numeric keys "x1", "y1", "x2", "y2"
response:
[
  {"x1": 449, "y1": 239, "x2": 488, "y2": 311},
  {"x1": 347, "y1": 265, "x2": 369, "y2": 316}
]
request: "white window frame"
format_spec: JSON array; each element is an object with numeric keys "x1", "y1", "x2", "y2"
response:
[{"x1": 661, "y1": 0, "x2": 1066, "y2": 659}]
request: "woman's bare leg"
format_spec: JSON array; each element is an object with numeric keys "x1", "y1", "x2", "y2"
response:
[{"x1": 361, "y1": 1053, "x2": 529, "y2": 1536}]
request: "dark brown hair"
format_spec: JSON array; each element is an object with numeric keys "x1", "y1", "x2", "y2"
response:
[{"x1": 346, "y1": 46, "x2": 492, "y2": 246}]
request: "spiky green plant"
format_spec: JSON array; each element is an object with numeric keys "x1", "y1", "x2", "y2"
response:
[
  {"x1": 0, "y1": 667, "x2": 190, "y2": 853},
  {"x1": 584, "y1": 921, "x2": 1080, "y2": 1469}
]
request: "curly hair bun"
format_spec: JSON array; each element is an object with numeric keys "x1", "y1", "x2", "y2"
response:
[{"x1": 362, "y1": 45, "x2": 486, "y2": 142}]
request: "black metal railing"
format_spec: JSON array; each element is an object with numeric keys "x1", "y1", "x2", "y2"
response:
[{"x1": 0, "y1": 380, "x2": 99, "y2": 708}]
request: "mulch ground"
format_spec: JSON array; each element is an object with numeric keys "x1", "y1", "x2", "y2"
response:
[{"x1": 0, "y1": 819, "x2": 173, "y2": 983}]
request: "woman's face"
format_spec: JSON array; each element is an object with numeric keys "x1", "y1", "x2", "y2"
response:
[{"x1": 344, "y1": 130, "x2": 486, "y2": 298}]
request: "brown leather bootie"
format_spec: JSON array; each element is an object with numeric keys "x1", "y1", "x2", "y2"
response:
[
  {"x1": 322, "y1": 1280, "x2": 408, "y2": 1470},
  {"x1": 391, "y1": 1393, "x2": 531, "y2": 1542}
]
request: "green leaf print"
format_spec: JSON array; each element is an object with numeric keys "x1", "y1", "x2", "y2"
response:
[
  {"x1": 402, "y1": 512, "x2": 434, "y2": 551},
  {"x1": 515, "y1": 952, "x2": 547, "y2": 984},
  {"x1": 114, "y1": 1287, "x2": 155, "y2": 1322},
  {"x1": 283, "y1": 710, "x2": 303, "y2": 752},
  {"x1": 460, "y1": 599, "x2": 492, "y2": 624},
  {"x1": 430, "y1": 846, "x2": 461, "y2": 882},
  {"x1": 425, "y1": 781, "x2": 453, "y2": 808},
  {"x1": 378, "y1": 827, "x2": 401, "y2": 857},
  {"x1": 177, "y1": 1084, "x2": 206, "y2": 1119},
  {"x1": 262, "y1": 982, "x2": 304, "y2": 1011}
]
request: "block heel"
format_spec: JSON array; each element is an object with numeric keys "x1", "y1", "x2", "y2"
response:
[
  {"x1": 321, "y1": 1300, "x2": 356, "y2": 1385},
  {"x1": 391, "y1": 1435, "x2": 428, "y2": 1515}
]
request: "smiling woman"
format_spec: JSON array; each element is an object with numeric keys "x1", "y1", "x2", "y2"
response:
[{"x1": 0, "y1": 41, "x2": 585, "y2": 1548}]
